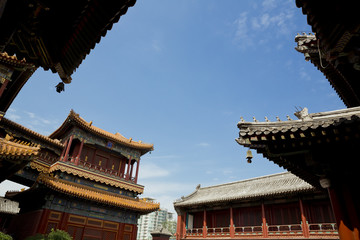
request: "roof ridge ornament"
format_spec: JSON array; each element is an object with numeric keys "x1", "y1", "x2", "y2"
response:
[{"x1": 294, "y1": 107, "x2": 312, "y2": 121}]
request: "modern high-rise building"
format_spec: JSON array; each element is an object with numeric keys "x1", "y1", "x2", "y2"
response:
[{"x1": 137, "y1": 204, "x2": 175, "y2": 240}]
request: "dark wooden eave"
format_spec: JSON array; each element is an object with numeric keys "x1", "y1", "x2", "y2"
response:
[
  {"x1": 295, "y1": 1, "x2": 360, "y2": 107},
  {"x1": 236, "y1": 107, "x2": 360, "y2": 188},
  {"x1": 0, "y1": 52, "x2": 37, "y2": 114},
  {"x1": 0, "y1": 0, "x2": 136, "y2": 83}
]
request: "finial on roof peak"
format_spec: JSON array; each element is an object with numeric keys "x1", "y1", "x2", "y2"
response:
[
  {"x1": 89, "y1": 121, "x2": 93, "y2": 126},
  {"x1": 265, "y1": 116, "x2": 270, "y2": 122},
  {"x1": 276, "y1": 116, "x2": 281, "y2": 122},
  {"x1": 253, "y1": 117, "x2": 258, "y2": 122},
  {"x1": 294, "y1": 107, "x2": 312, "y2": 121},
  {"x1": 240, "y1": 117, "x2": 245, "y2": 122},
  {"x1": 196, "y1": 184, "x2": 201, "y2": 190}
]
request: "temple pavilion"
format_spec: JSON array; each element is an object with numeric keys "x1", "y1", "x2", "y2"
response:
[
  {"x1": 237, "y1": 2, "x2": 360, "y2": 240},
  {"x1": 174, "y1": 172, "x2": 337, "y2": 240},
  {"x1": 0, "y1": 110, "x2": 159, "y2": 239},
  {"x1": 0, "y1": 2, "x2": 146, "y2": 238},
  {"x1": 0, "y1": 0, "x2": 137, "y2": 182}
]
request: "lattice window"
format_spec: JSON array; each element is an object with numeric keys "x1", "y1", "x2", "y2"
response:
[
  {"x1": 123, "y1": 232, "x2": 131, "y2": 240},
  {"x1": 103, "y1": 230, "x2": 117, "y2": 240},
  {"x1": 45, "y1": 221, "x2": 58, "y2": 234},
  {"x1": 68, "y1": 215, "x2": 86, "y2": 224},
  {"x1": 124, "y1": 224, "x2": 133, "y2": 232},
  {"x1": 67, "y1": 225, "x2": 84, "y2": 240},
  {"x1": 49, "y1": 211, "x2": 61, "y2": 220},
  {"x1": 104, "y1": 221, "x2": 119, "y2": 230},
  {"x1": 87, "y1": 218, "x2": 103, "y2": 227},
  {"x1": 84, "y1": 227, "x2": 102, "y2": 238}
]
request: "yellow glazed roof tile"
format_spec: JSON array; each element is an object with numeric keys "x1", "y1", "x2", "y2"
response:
[
  {"x1": 1, "y1": 118, "x2": 64, "y2": 148},
  {"x1": 49, "y1": 162, "x2": 144, "y2": 194},
  {"x1": 38, "y1": 174, "x2": 159, "y2": 212},
  {"x1": 49, "y1": 110, "x2": 153, "y2": 151},
  {"x1": 0, "y1": 136, "x2": 40, "y2": 159}
]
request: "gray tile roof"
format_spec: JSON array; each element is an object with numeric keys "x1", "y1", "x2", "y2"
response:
[
  {"x1": 174, "y1": 172, "x2": 314, "y2": 207},
  {"x1": 237, "y1": 106, "x2": 360, "y2": 139}
]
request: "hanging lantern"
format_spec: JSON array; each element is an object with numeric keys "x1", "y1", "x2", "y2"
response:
[{"x1": 246, "y1": 149, "x2": 253, "y2": 163}]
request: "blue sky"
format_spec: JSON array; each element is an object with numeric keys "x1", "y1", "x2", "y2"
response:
[{"x1": 0, "y1": 0, "x2": 345, "y2": 213}]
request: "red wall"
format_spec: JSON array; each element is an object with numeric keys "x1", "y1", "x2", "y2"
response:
[{"x1": 7, "y1": 209, "x2": 44, "y2": 239}]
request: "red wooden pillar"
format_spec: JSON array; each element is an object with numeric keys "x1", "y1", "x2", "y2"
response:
[
  {"x1": 60, "y1": 139, "x2": 69, "y2": 161},
  {"x1": 203, "y1": 209, "x2": 207, "y2": 238},
  {"x1": 37, "y1": 209, "x2": 50, "y2": 234},
  {"x1": 182, "y1": 213, "x2": 187, "y2": 238},
  {"x1": 212, "y1": 213, "x2": 215, "y2": 229},
  {"x1": 176, "y1": 215, "x2": 182, "y2": 240},
  {"x1": 299, "y1": 199, "x2": 310, "y2": 238},
  {"x1": 230, "y1": 207, "x2": 235, "y2": 238},
  {"x1": 0, "y1": 78, "x2": 9, "y2": 97},
  {"x1": 75, "y1": 139, "x2": 84, "y2": 165},
  {"x1": 126, "y1": 156, "x2": 132, "y2": 180},
  {"x1": 327, "y1": 183, "x2": 360, "y2": 240},
  {"x1": 129, "y1": 161, "x2": 134, "y2": 180},
  {"x1": 261, "y1": 202, "x2": 268, "y2": 238},
  {"x1": 134, "y1": 159, "x2": 140, "y2": 183},
  {"x1": 63, "y1": 135, "x2": 73, "y2": 162}
]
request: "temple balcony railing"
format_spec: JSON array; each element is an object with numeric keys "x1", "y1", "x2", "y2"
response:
[
  {"x1": 37, "y1": 152, "x2": 59, "y2": 164},
  {"x1": 63, "y1": 156, "x2": 136, "y2": 184},
  {"x1": 268, "y1": 224, "x2": 303, "y2": 236},
  {"x1": 186, "y1": 228, "x2": 203, "y2": 237},
  {"x1": 207, "y1": 227, "x2": 230, "y2": 236},
  {"x1": 308, "y1": 223, "x2": 338, "y2": 236},
  {"x1": 184, "y1": 222, "x2": 338, "y2": 239},
  {"x1": 234, "y1": 225, "x2": 262, "y2": 236}
]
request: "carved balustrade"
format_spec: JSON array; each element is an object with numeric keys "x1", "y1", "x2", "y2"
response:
[{"x1": 184, "y1": 222, "x2": 338, "y2": 239}]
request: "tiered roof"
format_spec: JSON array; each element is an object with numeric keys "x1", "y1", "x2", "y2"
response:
[
  {"x1": 236, "y1": 107, "x2": 360, "y2": 187},
  {"x1": 0, "y1": 0, "x2": 136, "y2": 82},
  {"x1": 37, "y1": 174, "x2": 159, "y2": 213},
  {"x1": 49, "y1": 110, "x2": 153, "y2": 155},
  {"x1": 0, "y1": 136, "x2": 40, "y2": 182},
  {"x1": 295, "y1": 1, "x2": 360, "y2": 107},
  {"x1": 0, "y1": 52, "x2": 35, "y2": 69},
  {"x1": 0, "y1": 53, "x2": 37, "y2": 114},
  {"x1": 0, "y1": 136, "x2": 40, "y2": 159},
  {"x1": 1, "y1": 117, "x2": 64, "y2": 150},
  {"x1": 174, "y1": 172, "x2": 314, "y2": 208}
]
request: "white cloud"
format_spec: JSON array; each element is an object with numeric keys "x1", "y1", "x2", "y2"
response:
[
  {"x1": 197, "y1": 142, "x2": 210, "y2": 147},
  {"x1": 233, "y1": 0, "x2": 295, "y2": 49},
  {"x1": 5, "y1": 109, "x2": 21, "y2": 121},
  {"x1": 152, "y1": 40, "x2": 162, "y2": 52},
  {"x1": 138, "y1": 162, "x2": 170, "y2": 179},
  {"x1": 262, "y1": 0, "x2": 277, "y2": 11},
  {"x1": 140, "y1": 181, "x2": 195, "y2": 213},
  {"x1": 222, "y1": 169, "x2": 233, "y2": 175},
  {"x1": 233, "y1": 12, "x2": 253, "y2": 49},
  {"x1": 25, "y1": 111, "x2": 36, "y2": 118},
  {"x1": 143, "y1": 155, "x2": 180, "y2": 160},
  {"x1": 6, "y1": 109, "x2": 59, "y2": 135},
  {"x1": 143, "y1": 182, "x2": 193, "y2": 195},
  {"x1": 299, "y1": 68, "x2": 311, "y2": 81}
]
